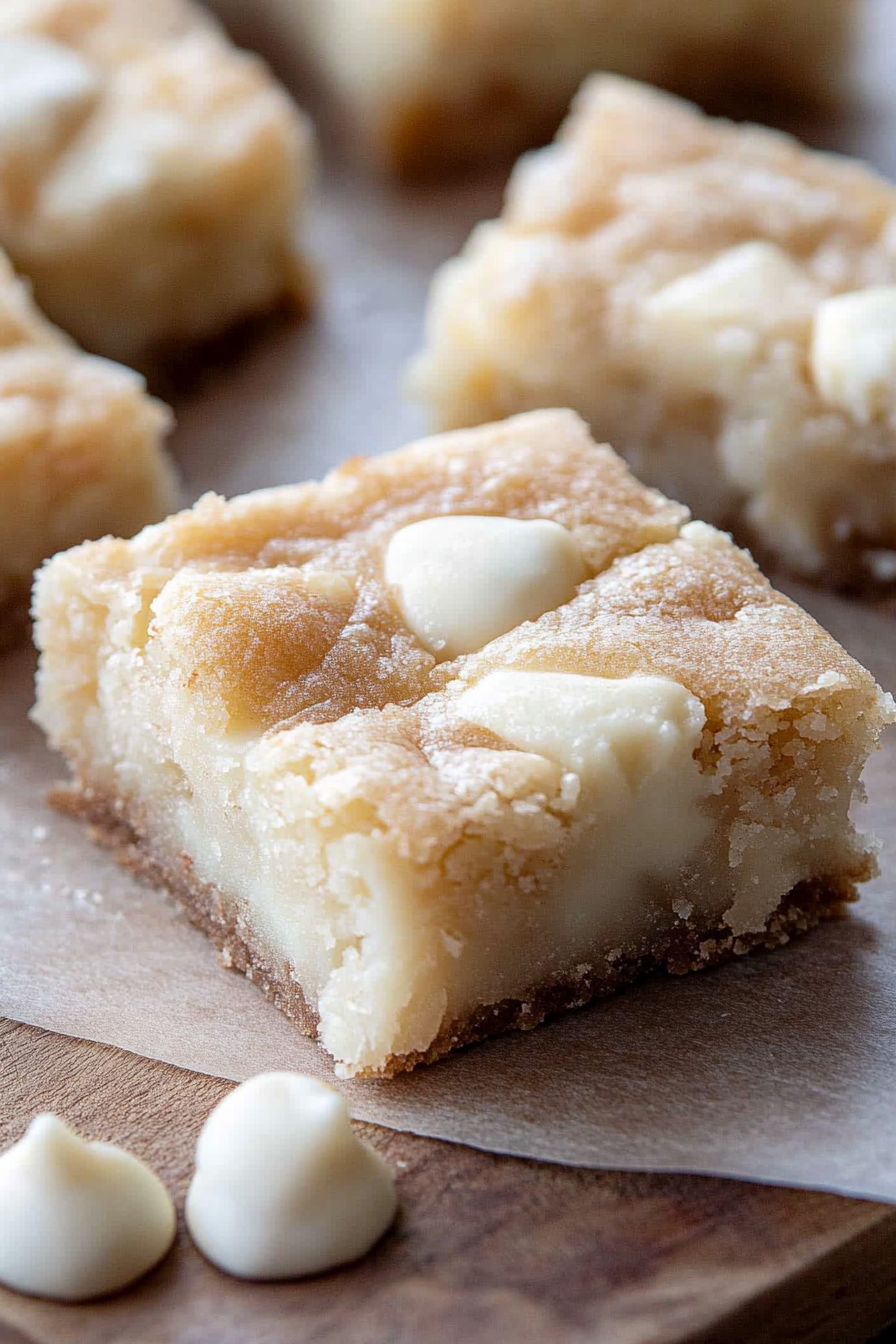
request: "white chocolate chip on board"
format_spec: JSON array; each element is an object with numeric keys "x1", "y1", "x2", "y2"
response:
[{"x1": 185, "y1": 1072, "x2": 397, "y2": 1280}]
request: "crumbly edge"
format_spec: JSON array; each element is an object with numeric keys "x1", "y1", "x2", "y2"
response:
[{"x1": 51, "y1": 780, "x2": 862, "y2": 1079}]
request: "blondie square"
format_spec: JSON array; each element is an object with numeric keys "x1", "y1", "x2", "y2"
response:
[
  {"x1": 32, "y1": 410, "x2": 894, "y2": 1077},
  {"x1": 256, "y1": 0, "x2": 858, "y2": 175},
  {"x1": 410, "y1": 77, "x2": 896, "y2": 586},
  {"x1": 0, "y1": 249, "x2": 176, "y2": 641},
  {"x1": 0, "y1": 0, "x2": 314, "y2": 364}
]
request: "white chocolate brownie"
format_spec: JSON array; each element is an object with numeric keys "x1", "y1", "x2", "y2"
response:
[
  {"x1": 32, "y1": 410, "x2": 894, "y2": 1078},
  {"x1": 410, "y1": 77, "x2": 896, "y2": 586},
  {"x1": 0, "y1": 249, "x2": 176, "y2": 642},
  {"x1": 252, "y1": 0, "x2": 858, "y2": 175},
  {"x1": 0, "y1": 0, "x2": 313, "y2": 364}
]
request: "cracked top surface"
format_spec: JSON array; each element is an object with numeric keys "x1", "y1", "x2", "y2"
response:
[
  {"x1": 503, "y1": 76, "x2": 896, "y2": 250},
  {"x1": 51, "y1": 409, "x2": 882, "y2": 751}
]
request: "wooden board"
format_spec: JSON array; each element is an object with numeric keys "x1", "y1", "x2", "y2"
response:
[{"x1": 0, "y1": 1019, "x2": 895, "y2": 1344}]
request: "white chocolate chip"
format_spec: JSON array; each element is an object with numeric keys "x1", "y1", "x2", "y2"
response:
[
  {"x1": 457, "y1": 672, "x2": 711, "y2": 935},
  {"x1": 0, "y1": 37, "x2": 99, "y2": 165},
  {"x1": 456, "y1": 671, "x2": 705, "y2": 785},
  {"x1": 384, "y1": 515, "x2": 586, "y2": 660},
  {"x1": 642, "y1": 242, "x2": 821, "y2": 393},
  {"x1": 810, "y1": 287, "x2": 896, "y2": 424},
  {"x1": 185, "y1": 1073, "x2": 397, "y2": 1280},
  {"x1": 0, "y1": 1114, "x2": 175, "y2": 1302}
]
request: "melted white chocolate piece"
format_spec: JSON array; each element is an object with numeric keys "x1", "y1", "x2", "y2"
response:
[
  {"x1": 457, "y1": 672, "x2": 711, "y2": 937},
  {"x1": 185, "y1": 1073, "x2": 397, "y2": 1280},
  {"x1": 457, "y1": 671, "x2": 704, "y2": 780},
  {"x1": 642, "y1": 242, "x2": 821, "y2": 394},
  {"x1": 385, "y1": 514, "x2": 586, "y2": 659},
  {"x1": 0, "y1": 1114, "x2": 175, "y2": 1302},
  {"x1": 811, "y1": 286, "x2": 896, "y2": 424}
]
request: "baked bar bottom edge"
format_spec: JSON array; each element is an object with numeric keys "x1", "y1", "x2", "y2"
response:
[{"x1": 50, "y1": 781, "x2": 858, "y2": 1079}]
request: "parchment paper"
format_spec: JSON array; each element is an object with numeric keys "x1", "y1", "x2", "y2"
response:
[{"x1": 1, "y1": 0, "x2": 896, "y2": 1204}]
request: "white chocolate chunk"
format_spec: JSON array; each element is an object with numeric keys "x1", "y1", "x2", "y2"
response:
[
  {"x1": 185, "y1": 1073, "x2": 397, "y2": 1280},
  {"x1": 0, "y1": 37, "x2": 99, "y2": 165},
  {"x1": 0, "y1": 1114, "x2": 175, "y2": 1302},
  {"x1": 810, "y1": 287, "x2": 896, "y2": 424},
  {"x1": 457, "y1": 671, "x2": 712, "y2": 940},
  {"x1": 385, "y1": 515, "x2": 586, "y2": 660},
  {"x1": 456, "y1": 671, "x2": 705, "y2": 784},
  {"x1": 642, "y1": 242, "x2": 821, "y2": 393}
]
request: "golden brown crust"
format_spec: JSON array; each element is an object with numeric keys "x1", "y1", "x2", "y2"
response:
[
  {"x1": 130, "y1": 409, "x2": 687, "y2": 572},
  {"x1": 52, "y1": 779, "x2": 858, "y2": 1079},
  {"x1": 37, "y1": 411, "x2": 883, "y2": 754},
  {"x1": 51, "y1": 410, "x2": 692, "y2": 748}
]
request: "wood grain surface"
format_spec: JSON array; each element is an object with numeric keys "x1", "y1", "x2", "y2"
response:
[{"x1": 0, "y1": 1020, "x2": 895, "y2": 1344}]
